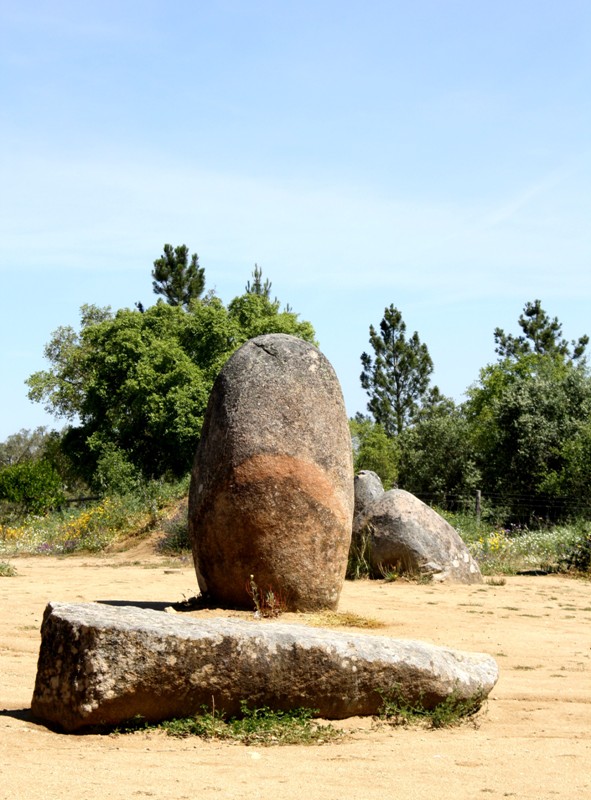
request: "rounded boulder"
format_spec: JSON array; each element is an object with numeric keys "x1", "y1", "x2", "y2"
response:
[
  {"x1": 189, "y1": 334, "x2": 354, "y2": 610},
  {"x1": 353, "y1": 470, "x2": 385, "y2": 537},
  {"x1": 365, "y1": 489, "x2": 483, "y2": 583}
]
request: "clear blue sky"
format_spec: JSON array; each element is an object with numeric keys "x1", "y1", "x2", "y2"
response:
[{"x1": 1, "y1": 1, "x2": 590, "y2": 441}]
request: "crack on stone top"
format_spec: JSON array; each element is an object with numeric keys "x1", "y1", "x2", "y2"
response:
[{"x1": 253, "y1": 341, "x2": 279, "y2": 358}]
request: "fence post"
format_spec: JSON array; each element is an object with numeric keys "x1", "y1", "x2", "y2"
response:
[{"x1": 475, "y1": 489, "x2": 482, "y2": 525}]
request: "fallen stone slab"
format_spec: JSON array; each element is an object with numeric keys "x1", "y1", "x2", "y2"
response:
[{"x1": 32, "y1": 602, "x2": 499, "y2": 732}]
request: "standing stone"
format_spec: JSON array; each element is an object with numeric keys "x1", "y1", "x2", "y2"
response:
[{"x1": 189, "y1": 334, "x2": 354, "y2": 610}]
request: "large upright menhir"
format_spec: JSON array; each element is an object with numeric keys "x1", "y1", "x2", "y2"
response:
[{"x1": 189, "y1": 334, "x2": 354, "y2": 611}]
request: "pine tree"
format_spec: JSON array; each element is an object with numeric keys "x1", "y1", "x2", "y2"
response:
[
  {"x1": 152, "y1": 244, "x2": 205, "y2": 309},
  {"x1": 245, "y1": 264, "x2": 272, "y2": 298},
  {"x1": 494, "y1": 299, "x2": 588, "y2": 362},
  {"x1": 360, "y1": 305, "x2": 434, "y2": 436}
]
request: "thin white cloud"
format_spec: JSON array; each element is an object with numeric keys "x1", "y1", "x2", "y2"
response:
[
  {"x1": 1, "y1": 146, "x2": 590, "y2": 307},
  {"x1": 478, "y1": 167, "x2": 573, "y2": 230}
]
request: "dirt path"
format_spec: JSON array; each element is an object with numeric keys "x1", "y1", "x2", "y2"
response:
[{"x1": 1, "y1": 548, "x2": 590, "y2": 800}]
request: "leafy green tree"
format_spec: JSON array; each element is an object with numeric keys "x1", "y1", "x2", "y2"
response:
[
  {"x1": 468, "y1": 356, "x2": 591, "y2": 519},
  {"x1": 349, "y1": 415, "x2": 398, "y2": 489},
  {"x1": 227, "y1": 292, "x2": 316, "y2": 345},
  {"x1": 27, "y1": 281, "x2": 316, "y2": 484},
  {"x1": 152, "y1": 244, "x2": 205, "y2": 309},
  {"x1": 0, "y1": 427, "x2": 52, "y2": 467},
  {"x1": 467, "y1": 303, "x2": 591, "y2": 522},
  {"x1": 28, "y1": 300, "x2": 235, "y2": 481},
  {"x1": 360, "y1": 305, "x2": 435, "y2": 436},
  {"x1": 397, "y1": 397, "x2": 480, "y2": 508},
  {"x1": 555, "y1": 418, "x2": 591, "y2": 506}
]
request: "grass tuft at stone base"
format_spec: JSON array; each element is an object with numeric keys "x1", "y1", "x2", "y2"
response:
[
  {"x1": 115, "y1": 702, "x2": 343, "y2": 745},
  {"x1": 378, "y1": 685, "x2": 487, "y2": 729}
]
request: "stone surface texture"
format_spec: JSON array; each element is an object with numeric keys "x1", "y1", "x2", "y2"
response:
[
  {"x1": 189, "y1": 334, "x2": 354, "y2": 610},
  {"x1": 31, "y1": 602, "x2": 499, "y2": 732},
  {"x1": 353, "y1": 470, "x2": 385, "y2": 539},
  {"x1": 362, "y1": 489, "x2": 483, "y2": 583}
]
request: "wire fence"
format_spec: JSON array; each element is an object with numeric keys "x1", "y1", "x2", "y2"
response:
[{"x1": 410, "y1": 489, "x2": 591, "y2": 525}]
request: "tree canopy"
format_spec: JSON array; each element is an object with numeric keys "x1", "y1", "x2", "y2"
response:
[
  {"x1": 349, "y1": 415, "x2": 398, "y2": 489},
  {"x1": 0, "y1": 427, "x2": 51, "y2": 468},
  {"x1": 466, "y1": 301, "x2": 591, "y2": 521},
  {"x1": 354, "y1": 298, "x2": 591, "y2": 523},
  {"x1": 21, "y1": 274, "x2": 591, "y2": 527},
  {"x1": 397, "y1": 397, "x2": 480, "y2": 508},
  {"x1": 27, "y1": 265, "x2": 316, "y2": 485}
]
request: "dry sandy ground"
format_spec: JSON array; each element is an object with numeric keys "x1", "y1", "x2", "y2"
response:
[{"x1": 1, "y1": 543, "x2": 590, "y2": 800}]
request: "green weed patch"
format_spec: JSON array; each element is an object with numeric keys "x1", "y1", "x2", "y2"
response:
[
  {"x1": 378, "y1": 685, "x2": 486, "y2": 729},
  {"x1": 115, "y1": 702, "x2": 342, "y2": 746}
]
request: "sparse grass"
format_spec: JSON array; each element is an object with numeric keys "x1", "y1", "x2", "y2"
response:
[
  {"x1": 347, "y1": 527, "x2": 433, "y2": 583},
  {"x1": 439, "y1": 510, "x2": 591, "y2": 576},
  {"x1": 377, "y1": 685, "x2": 486, "y2": 730},
  {"x1": 378, "y1": 563, "x2": 399, "y2": 582},
  {"x1": 0, "y1": 477, "x2": 189, "y2": 557},
  {"x1": 486, "y1": 577, "x2": 507, "y2": 586},
  {"x1": 346, "y1": 527, "x2": 372, "y2": 579},
  {"x1": 115, "y1": 702, "x2": 342, "y2": 746},
  {"x1": 0, "y1": 560, "x2": 17, "y2": 577},
  {"x1": 301, "y1": 610, "x2": 384, "y2": 629}
]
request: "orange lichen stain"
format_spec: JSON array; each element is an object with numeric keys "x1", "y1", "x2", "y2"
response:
[{"x1": 232, "y1": 454, "x2": 350, "y2": 524}]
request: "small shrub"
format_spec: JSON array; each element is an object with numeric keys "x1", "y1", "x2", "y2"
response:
[
  {"x1": 158, "y1": 503, "x2": 191, "y2": 554},
  {"x1": 246, "y1": 575, "x2": 286, "y2": 618},
  {"x1": 378, "y1": 685, "x2": 485, "y2": 729},
  {"x1": 560, "y1": 526, "x2": 591, "y2": 573},
  {"x1": 0, "y1": 460, "x2": 64, "y2": 515},
  {"x1": 0, "y1": 560, "x2": 17, "y2": 577},
  {"x1": 346, "y1": 526, "x2": 372, "y2": 580}
]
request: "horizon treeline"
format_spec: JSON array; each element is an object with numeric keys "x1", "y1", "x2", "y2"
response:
[{"x1": 2, "y1": 246, "x2": 591, "y2": 527}]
